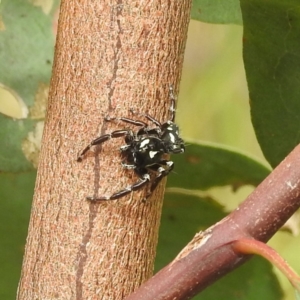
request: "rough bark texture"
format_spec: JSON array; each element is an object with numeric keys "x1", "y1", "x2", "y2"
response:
[{"x1": 17, "y1": 1, "x2": 191, "y2": 299}]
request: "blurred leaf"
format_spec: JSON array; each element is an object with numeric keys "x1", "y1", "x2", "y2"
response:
[
  {"x1": 167, "y1": 139, "x2": 271, "y2": 191},
  {"x1": 0, "y1": 0, "x2": 57, "y2": 298},
  {"x1": 240, "y1": 0, "x2": 300, "y2": 167},
  {"x1": 196, "y1": 255, "x2": 283, "y2": 300},
  {"x1": 0, "y1": 172, "x2": 35, "y2": 299},
  {"x1": 0, "y1": 118, "x2": 36, "y2": 172},
  {"x1": 157, "y1": 193, "x2": 226, "y2": 270},
  {"x1": 191, "y1": 0, "x2": 242, "y2": 25},
  {"x1": 0, "y1": 0, "x2": 54, "y2": 102},
  {"x1": 0, "y1": 0, "x2": 56, "y2": 172},
  {"x1": 157, "y1": 193, "x2": 283, "y2": 300}
]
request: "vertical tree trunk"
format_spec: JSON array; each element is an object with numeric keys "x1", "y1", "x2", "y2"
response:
[{"x1": 17, "y1": 0, "x2": 191, "y2": 299}]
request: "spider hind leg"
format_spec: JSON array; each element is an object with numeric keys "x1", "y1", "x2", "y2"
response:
[
  {"x1": 87, "y1": 173, "x2": 150, "y2": 202},
  {"x1": 77, "y1": 129, "x2": 132, "y2": 162}
]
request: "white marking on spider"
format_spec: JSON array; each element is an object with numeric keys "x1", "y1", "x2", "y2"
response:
[
  {"x1": 140, "y1": 139, "x2": 150, "y2": 148},
  {"x1": 168, "y1": 133, "x2": 176, "y2": 143},
  {"x1": 122, "y1": 162, "x2": 136, "y2": 169},
  {"x1": 167, "y1": 161, "x2": 174, "y2": 167},
  {"x1": 158, "y1": 167, "x2": 165, "y2": 173},
  {"x1": 149, "y1": 151, "x2": 159, "y2": 159},
  {"x1": 144, "y1": 174, "x2": 151, "y2": 180}
]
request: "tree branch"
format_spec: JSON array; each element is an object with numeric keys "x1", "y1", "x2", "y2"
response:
[
  {"x1": 17, "y1": 0, "x2": 192, "y2": 299},
  {"x1": 125, "y1": 144, "x2": 300, "y2": 300}
]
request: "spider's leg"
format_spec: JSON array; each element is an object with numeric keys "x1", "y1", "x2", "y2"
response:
[
  {"x1": 138, "y1": 84, "x2": 176, "y2": 125},
  {"x1": 129, "y1": 85, "x2": 176, "y2": 126},
  {"x1": 129, "y1": 109, "x2": 161, "y2": 127},
  {"x1": 107, "y1": 113, "x2": 162, "y2": 136},
  {"x1": 105, "y1": 116, "x2": 149, "y2": 128},
  {"x1": 145, "y1": 160, "x2": 174, "y2": 199},
  {"x1": 77, "y1": 129, "x2": 132, "y2": 162},
  {"x1": 169, "y1": 85, "x2": 176, "y2": 122},
  {"x1": 121, "y1": 161, "x2": 136, "y2": 169},
  {"x1": 87, "y1": 173, "x2": 150, "y2": 201}
]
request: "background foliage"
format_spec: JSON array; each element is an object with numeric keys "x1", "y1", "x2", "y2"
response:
[{"x1": 0, "y1": 0, "x2": 299, "y2": 299}]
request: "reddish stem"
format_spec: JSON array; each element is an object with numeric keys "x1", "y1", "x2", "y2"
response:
[{"x1": 232, "y1": 238, "x2": 300, "y2": 291}]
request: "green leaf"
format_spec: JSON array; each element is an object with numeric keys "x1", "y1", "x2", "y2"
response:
[
  {"x1": 156, "y1": 193, "x2": 283, "y2": 300},
  {"x1": 0, "y1": 0, "x2": 54, "y2": 102},
  {"x1": 0, "y1": 172, "x2": 35, "y2": 299},
  {"x1": 0, "y1": 1, "x2": 57, "y2": 297},
  {"x1": 197, "y1": 256, "x2": 283, "y2": 300},
  {"x1": 0, "y1": 0, "x2": 56, "y2": 172},
  {"x1": 191, "y1": 0, "x2": 242, "y2": 25},
  {"x1": 167, "y1": 139, "x2": 271, "y2": 191},
  {"x1": 240, "y1": 0, "x2": 300, "y2": 167},
  {"x1": 156, "y1": 193, "x2": 226, "y2": 270}
]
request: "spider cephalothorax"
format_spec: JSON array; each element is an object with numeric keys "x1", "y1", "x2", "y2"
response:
[{"x1": 77, "y1": 86, "x2": 185, "y2": 201}]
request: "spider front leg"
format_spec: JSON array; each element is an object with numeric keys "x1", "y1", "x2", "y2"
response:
[
  {"x1": 105, "y1": 115, "x2": 149, "y2": 128},
  {"x1": 87, "y1": 173, "x2": 151, "y2": 201},
  {"x1": 144, "y1": 160, "x2": 174, "y2": 200},
  {"x1": 168, "y1": 85, "x2": 176, "y2": 122},
  {"x1": 104, "y1": 114, "x2": 161, "y2": 136},
  {"x1": 129, "y1": 108, "x2": 161, "y2": 127},
  {"x1": 127, "y1": 109, "x2": 164, "y2": 136},
  {"x1": 77, "y1": 129, "x2": 132, "y2": 162}
]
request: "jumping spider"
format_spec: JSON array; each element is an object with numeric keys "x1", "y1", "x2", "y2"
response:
[{"x1": 77, "y1": 86, "x2": 185, "y2": 201}]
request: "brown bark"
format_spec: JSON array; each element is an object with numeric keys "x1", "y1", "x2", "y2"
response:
[{"x1": 17, "y1": 1, "x2": 191, "y2": 299}]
